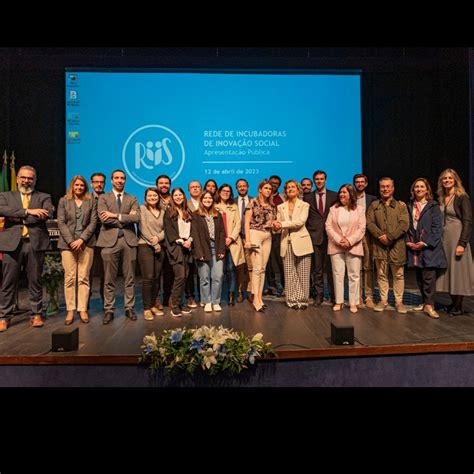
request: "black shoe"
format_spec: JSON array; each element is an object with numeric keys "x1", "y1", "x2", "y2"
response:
[
  {"x1": 180, "y1": 306, "x2": 192, "y2": 314},
  {"x1": 103, "y1": 311, "x2": 114, "y2": 325},
  {"x1": 449, "y1": 307, "x2": 464, "y2": 316},
  {"x1": 228, "y1": 292, "x2": 235, "y2": 306},
  {"x1": 313, "y1": 297, "x2": 323, "y2": 307},
  {"x1": 125, "y1": 308, "x2": 137, "y2": 320}
]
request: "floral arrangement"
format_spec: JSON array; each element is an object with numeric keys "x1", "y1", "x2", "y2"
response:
[
  {"x1": 140, "y1": 325, "x2": 273, "y2": 375},
  {"x1": 40, "y1": 254, "x2": 64, "y2": 314}
]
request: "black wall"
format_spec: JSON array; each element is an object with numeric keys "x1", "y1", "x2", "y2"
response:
[{"x1": 0, "y1": 47, "x2": 470, "y2": 207}]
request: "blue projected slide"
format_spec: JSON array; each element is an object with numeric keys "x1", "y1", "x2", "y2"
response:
[{"x1": 65, "y1": 71, "x2": 361, "y2": 198}]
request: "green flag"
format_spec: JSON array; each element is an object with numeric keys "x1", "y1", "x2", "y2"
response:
[{"x1": 0, "y1": 150, "x2": 7, "y2": 192}]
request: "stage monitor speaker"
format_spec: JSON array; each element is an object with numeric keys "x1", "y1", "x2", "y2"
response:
[
  {"x1": 330, "y1": 322, "x2": 354, "y2": 345},
  {"x1": 52, "y1": 327, "x2": 79, "y2": 352}
]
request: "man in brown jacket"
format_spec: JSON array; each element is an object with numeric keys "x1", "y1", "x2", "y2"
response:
[{"x1": 366, "y1": 177, "x2": 409, "y2": 313}]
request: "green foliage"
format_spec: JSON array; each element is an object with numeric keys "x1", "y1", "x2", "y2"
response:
[
  {"x1": 40, "y1": 254, "x2": 64, "y2": 294},
  {"x1": 140, "y1": 325, "x2": 274, "y2": 375}
]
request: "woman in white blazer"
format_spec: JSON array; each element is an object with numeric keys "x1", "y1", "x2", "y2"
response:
[
  {"x1": 273, "y1": 180, "x2": 313, "y2": 309},
  {"x1": 325, "y1": 184, "x2": 366, "y2": 313}
]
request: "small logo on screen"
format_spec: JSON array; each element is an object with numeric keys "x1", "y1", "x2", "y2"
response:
[
  {"x1": 67, "y1": 112, "x2": 80, "y2": 121},
  {"x1": 122, "y1": 124, "x2": 185, "y2": 187},
  {"x1": 68, "y1": 131, "x2": 79, "y2": 138},
  {"x1": 69, "y1": 90, "x2": 78, "y2": 100},
  {"x1": 68, "y1": 74, "x2": 78, "y2": 85}
]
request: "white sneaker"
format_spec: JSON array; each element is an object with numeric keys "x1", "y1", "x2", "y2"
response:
[
  {"x1": 171, "y1": 308, "x2": 182, "y2": 318},
  {"x1": 204, "y1": 303, "x2": 212, "y2": 312},
  {"x1": 412, "y1": 304, "x2": 424, "y2": 312},
  {"x1": 213, "y1": 304, "x2": 222, "y2": 311}
]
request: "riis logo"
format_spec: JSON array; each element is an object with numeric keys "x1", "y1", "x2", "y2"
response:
[{"x1": 122, "y1": 125, "x2": 185, "y2": 187}]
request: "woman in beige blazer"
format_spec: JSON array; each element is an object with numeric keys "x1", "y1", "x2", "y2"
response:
[
  {"x1": 274, "y1": 180, "x2": 313, "y2": 309},
  {"x1": 57, "y1": 175, "x2": 97, "y2": 324},
  {"x1": 215, "y1": 184, "x2": 245, "y2": 305}
]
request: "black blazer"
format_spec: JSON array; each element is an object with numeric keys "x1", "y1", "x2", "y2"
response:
[
  {"x1": 0, "y1": 190, "x2": 53, "y2": 251},
  {"x1": 365, "y1": 193, "x2": 377, "y2": 211},
  {"x1": 163, "y1": 210, "x2": 194, "y2": 264},
  {"x1": 303, "y1": 189, "x2": 338, "y2": 246},
  {"x1": 450, "y1": 194, "x2": 472, "y2": 248},
  {"x1": 191, "y1": 211, "x2": 226, "y2": 262}
]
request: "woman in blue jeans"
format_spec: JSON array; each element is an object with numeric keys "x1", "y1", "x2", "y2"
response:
[{"x1": 191, "y1": 191, "x2": 226, "y2": 312}]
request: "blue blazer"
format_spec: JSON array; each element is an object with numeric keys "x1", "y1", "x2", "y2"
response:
[{"x1": 406, "y1": 199, "x2": 447, "y2": 269}]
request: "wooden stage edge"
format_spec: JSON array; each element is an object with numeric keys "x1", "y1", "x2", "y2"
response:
[{"x1": 2, "y1": 341, "x2": 474, "y2": 365}]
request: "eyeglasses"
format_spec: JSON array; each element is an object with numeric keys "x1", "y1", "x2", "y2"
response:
[
  {"x1": 18, "y1": 176, "x2": 34, "y2": 181},
  {"x1": 92, "y1": 181, "x2": 105, "y2": 184}
]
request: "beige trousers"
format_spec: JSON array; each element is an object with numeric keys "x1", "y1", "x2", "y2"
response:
[
  {"x1": 375, "y1": 259, "x2": 405, "y2": 304},
  {"x1": 249, "y1": 229, "x2": 272, "y2": 300},
  {"x1": 61, "y1": 247, "x2": 94, "y2": 311}
]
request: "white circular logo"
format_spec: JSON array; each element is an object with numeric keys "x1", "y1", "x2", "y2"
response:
[{"x1": 122, "y1": 124, "x2": 185, "y2": 187}]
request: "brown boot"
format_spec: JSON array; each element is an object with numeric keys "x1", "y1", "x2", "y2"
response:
[
  {"x1": 365, "y1": 297, "x2": 375, "y2": 309},
  {"x1": 0, "y1": 320, "x2": 9, "y2": 332},
  {"x1": 228, "y1": 292, "x2": 235, "y2": 306}
]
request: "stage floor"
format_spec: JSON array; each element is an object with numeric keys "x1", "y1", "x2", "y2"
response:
[{"x1": 1, "y1": 272, "x2": 473, "y2": 363}]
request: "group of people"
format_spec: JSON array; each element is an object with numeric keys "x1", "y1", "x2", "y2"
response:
[{"x1": 0, "y1": 165, "x2": 472, "y2": 333}]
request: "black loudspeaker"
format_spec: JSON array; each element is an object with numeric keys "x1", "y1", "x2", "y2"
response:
[
  {"x1": 52, "y1": 327, "x2": 79, "y2": 352},
  {"x1": 330, "y1": 322, "x2": 354, "y2": 345}
]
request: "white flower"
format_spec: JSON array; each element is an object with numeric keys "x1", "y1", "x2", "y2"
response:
[{"x1": 252, "y1": 333, "x2": 263, "y2": 342}]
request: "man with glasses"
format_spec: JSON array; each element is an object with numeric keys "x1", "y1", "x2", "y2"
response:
[
  {"x1": 0, "y1": 165, "x2": 53, "y2": 332},
  {"x1": 88, "y1": 172, "x2": 106, "y2": 308}
]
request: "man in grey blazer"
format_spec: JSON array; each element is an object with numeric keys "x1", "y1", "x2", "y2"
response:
[
  {"x1": 97, "y1": 169, "x2": 140, "y2": 324},
  {"x1": 0, "y1": 165, "x2": 53, "y2": 332}
]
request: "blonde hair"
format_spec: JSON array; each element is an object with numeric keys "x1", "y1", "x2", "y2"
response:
[
  {"x1": 284, "y1": 179, "x2": 303, "y2": 199},
  {"x1": 65, "y1": 175, "x2": 90, "y2": 200},
  {"x1": 257, "y1": 179, "x2": 274, "y2": 207},
  {"x1": 437, "y1": 168, "x2": 467, "y2": 204}
]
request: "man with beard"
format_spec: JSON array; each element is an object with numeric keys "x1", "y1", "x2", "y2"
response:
[
  {"x1": 301, "y1": 178, "x2": 313, "y2": 195},
  {"x1": 155, "y1": 174, "x2": 174, "y2": 308},
  {"x1": 235, "y1": 178, "x2": 253, "y2": 303},
  {"x1": 88, "y1": 172, "x2": 106, "y2": 307},
  {"x1": 0, "y1": 166, "x2": 53, "y2": 332},
  {"x1": 353, "y1": 174, "x2": 377, "y2": 308}
]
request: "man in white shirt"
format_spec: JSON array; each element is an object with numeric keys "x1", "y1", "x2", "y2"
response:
[
  {"x1": 185, "y1": 180, "x2": 202, "y2": 308},
  {"x1": 353, "y1": 173, "x2": 377, "y2": 308},
  {"x1": 235, "y1": 178, "x2": 253, "y2": 303}
]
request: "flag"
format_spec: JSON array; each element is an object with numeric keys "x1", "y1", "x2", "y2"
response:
[
  {"x1": 0, "y1": 150, "x2": 6, "y2": 192},
  {"x1": 10, "y1": 151, "x2": 17, "y2": 192}
]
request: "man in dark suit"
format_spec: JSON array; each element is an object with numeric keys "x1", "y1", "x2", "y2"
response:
[
  {"x1": 156, "y1": 174, "x2": 174, "y2": 308},
  {"x1": 88, "y1": 172, "x2": 106, "y2": 308},
  {"x1": 235, "y1": 178, "x2": 253, "y2": 303},
  {"x1": 353, "y1": 173, "x2": 377, "y2": 308},
  {"x1": 303, "y1": 169, "x2": 338, "y2": 306},
  {"x1": 97, "y1": 169, "x2": 140, "y2": 324},
  {"x1": 0, "y1": 165, "x2": 54, "y2": 332}
]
